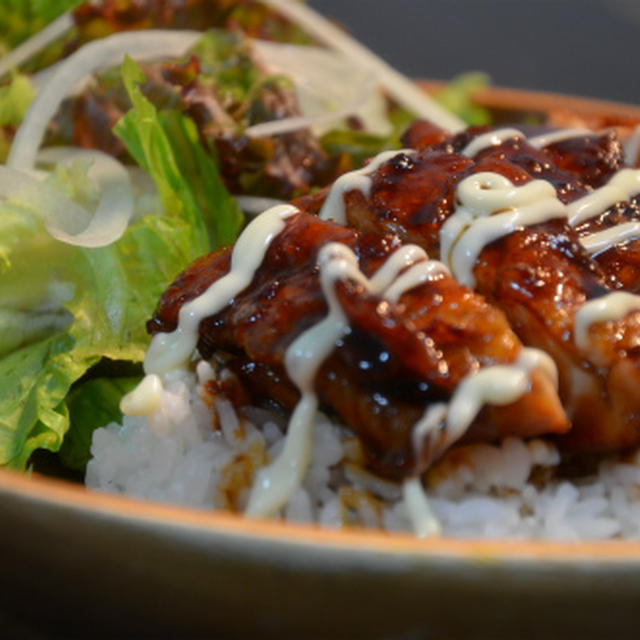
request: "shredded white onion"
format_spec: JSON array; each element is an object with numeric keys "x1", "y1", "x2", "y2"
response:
[
  {"x1": 258, "y1": 0, "x2": 465, "y2": 133},
  {"x1": 0, "y1": 167, "x2": 87, "y2": 224},
  {"x1": 248, "y1": 39, "x2": 389, "y2": 138},
  {"x1": 244, "y1": 110, "x2": 354, "y2": 138},
  {"x1": 39, "y1": 147, "x2": 134, "y2": 246},
  {"x1": 0, "y1": 147, "x2": 134, "y2": 247},
  {"x1": 7, "y1": 29, "x2": 201, "y2": 171},
  {"x1": 0, "y1": 12, "x2": 75, "y2": 78}
]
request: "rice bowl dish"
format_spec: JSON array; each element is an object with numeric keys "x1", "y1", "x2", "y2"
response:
[
  {"x1": 3, "y1": 0, "x2": 640, "y2": 551},
  {"x1": 5, "y1": 7, "x2": 640, "y2": 639}
]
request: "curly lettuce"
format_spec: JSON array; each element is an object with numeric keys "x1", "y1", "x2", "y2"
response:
[{"x1": 0, "y1": 57, "x2": 243, "y2": 469}]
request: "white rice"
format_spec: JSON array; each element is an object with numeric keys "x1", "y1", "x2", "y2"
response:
[{"x1": 86, "y1": 363, "x2": 640, "y2": 540}]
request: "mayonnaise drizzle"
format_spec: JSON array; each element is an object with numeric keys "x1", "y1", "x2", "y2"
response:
[
  {"x1": 412, "y1": 403, "x2": 448, "y2": 458},
  {"x1": 120, "y1": 374, "x2": 163, "y2": 416},
  {"x1": 318, "y1": 149, "x2": 414, "y2": 224},
  {"x1": 459, "y1": 127, "x2": 640, "y2": 247},
  {"x1": 411, "y1": 347, "x2": 556, "y2": 462},
  {"x1": 404, "y1": 347, "x2": 557, "y2": 537},
  {"x1": 460, "y1": 126, "x2": 592, "y2": 157},
  {"x1": 574, "y1": 292, "x2": 640, "y2": 350},
  {"x1": 528, "y1": 128, "x2": 591, "y2": 149},
  {"x1": 245, "y1": 233, "x2": 552, "y2": 527},
  {"x1": 144, "y1": 204, "x2": 298, "y2": 377},
  {"x1": 439, "y1": 164, "x2": 640, "y2": 351},
  {"x1": 121, "y1": 204, "x2": 298, "y2": 415},
  {"x1": 246, "y1": 244, "x2": 363, "y2": 517},
  {"x1": 451, "y1": 126, "x2": 640, "y2": 263},
  {"x1": 384, "y1": 259, "x2": 450, "y2": 302},
  {"x1": 567, "y1": 168, "x2": 640, "y2": 227},
  {"x1": 441, "y1": 172, "x2": 565, "y2": 287},
  {"x1": 580, "y1": 222, "x2": 640, "y2": 255},
  {"x1": 461, "y1": 127, "x2": 524, "y2": 157},
  {"x1": 405, "y1": 344, "x2": 556, "y2": 537},
  {"x1": 246, "y1": 241, "x2": 449, "y2": 517},
  {"x1": 403, "y1": 477, "x2": 441, "y2": 538}
]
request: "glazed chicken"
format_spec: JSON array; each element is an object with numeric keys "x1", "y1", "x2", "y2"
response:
[
  {"x1": 294, "y1": 122, "x2": 640, "y2": 454},
  {"x1": 400, "y1": 121, "x2": 640, "y2": 292},
  {"x1": 148, "y1": 211, "x2": 567, "y2": 479},
  {"x1": 445, "y1": 127, "x2": 640, "y2": 293}
]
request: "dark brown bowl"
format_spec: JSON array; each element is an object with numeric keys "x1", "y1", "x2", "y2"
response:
[{"x1": 2, "y1": 467, "x2": 640, "y2": 640}]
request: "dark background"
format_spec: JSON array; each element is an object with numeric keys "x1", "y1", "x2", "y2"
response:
[{"x1": 308, "y1": 0, "x2": 640, "y2": 105}]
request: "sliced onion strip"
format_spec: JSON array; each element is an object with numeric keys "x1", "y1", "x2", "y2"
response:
[
  {"x1": 0, "y1": 147, "x2": 134, "y2": 248},
  {"x1": 248, "y1": 39, "x2": 388, "y2": 138},
  {"x1": 39, "y1": 147, "x2": 135, "y2": 247},
  {"x1": 244, "y1": 110, "x2": 351, "y2": 138},
  {"x1": 0, "y1": 12, "x2": 75, "y2": 78},
  {"x1": 625, "y1": 125, "x2": 640, "y2": 166}
]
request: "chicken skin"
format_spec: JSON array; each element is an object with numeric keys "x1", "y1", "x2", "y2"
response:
[{"x1": 293, "y1": 123, "x2": 640, "y2": 454}]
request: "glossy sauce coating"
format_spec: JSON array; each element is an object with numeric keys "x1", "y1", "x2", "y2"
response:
[
  {"x1": 149, "y1": 211, "x2": 567, "y2": 478},
  {"x1": 295, "y1": 123, "x2": 640, "y2": 454}
]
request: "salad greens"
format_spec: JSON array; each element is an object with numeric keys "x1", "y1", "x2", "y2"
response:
[
  {"x1": 0, "y1": 54, "x2": 242, "y2": 469},
  {"x1": 60, "y1": 376, "x2": 140, "y2": 471},
  {"x1": 432, "y1": 72, "x2": 492, "y2": 127},
  {"x1": 319, "y1": 107, "x2": 418, "y2": 169},
  {"x1": 190, "y1": 28, "x2": 263, "y2": 114},
  {"x1": 0, "y1": 73, "x2": 34, "y2": 127},
  {"x1": 114, "y1": 56, "x2": 243, "y2": 251},
  {"x1": 0, "y1": 177, "x2": 208, "y2": 468}
]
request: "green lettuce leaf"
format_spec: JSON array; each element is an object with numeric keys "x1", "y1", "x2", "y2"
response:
[
  {"x1": 432, "y1": 72, "x2": 492, "y2": 126},
  {"x1": 0, "y1": 53, "x2": 246, "y2": 469},
  {"x1": 319, "y1": 104, "x2": 416, "y2": 168},
  {"x1": 159, "y1": 109, "x2": 243, "y2": 249},
  {"x1": 190, "y1": 29, "x2": 260, "y2": 111},
  {"x1": 0, "y1": 200, "x2": 75, "y2": 355},
  {"x1": 0, "y1": 169, "x2": 210, "y2": 469},
  {"x1": 114, "y1": 56, "x2": 244, "y2": 252},
  {"x1": 0, "y1": 332, "x2": 89, "y2": 469},
  {"x1": 319, "y1": 129, "x2": 395, "y2": 170},
  {"x1": 59, "y1": 375, "x2": 141, "y2": 471},
  {"x1": 0, "y1": 73, "x2": 35, "y2": 127}
]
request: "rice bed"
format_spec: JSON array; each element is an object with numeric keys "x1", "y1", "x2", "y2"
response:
[{"x1": 85, "y1": 363, "x2": 640, "y2": 541}]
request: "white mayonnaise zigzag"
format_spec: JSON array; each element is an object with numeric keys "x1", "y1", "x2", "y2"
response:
[
  {"x1": 458, "y1": 127, "x2": 640, "y2": 261},
  {"x1": 245, "y1": 233, "x2": 555, "y2": 533},
  {"x1": 440, "y1": 172, "x2": 565, "y2": 288},
  {"x1": 318, "y1": 149, "x2": 415, "y2": 224},
  {"x1": 247, "y1": 240, "x2": 454, "y2": 520},
  {"x1": 120, "y1": 204, "x2": 298, "y2": 416},
  {"x1": 457, "y1": 130, "x2": 640, "y2": 350},
  {"x1": 316, "y1": 138, "x2": 640, "y2": 353}
]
